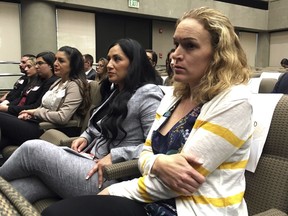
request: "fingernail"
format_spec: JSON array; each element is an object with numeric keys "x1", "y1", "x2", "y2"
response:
[
  {"x1": 98, "y1": 184, "x2": 102, "y2": 189},
  {"x1": 85, "y1": 175, "x2": 90, "y2": 180},
  {"x1": 198, "y1": 158, "x2": 204, "y2": 164}
]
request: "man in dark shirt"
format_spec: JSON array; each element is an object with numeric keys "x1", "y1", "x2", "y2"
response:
[
  {"x1": 272, "y1": 58, "x2": 288, "y2": 94},
  {"x1": 272, "y1": 73, "x2": 288, "y2": 94},
  {"x1": 0, "y1": 54, "x2": 35, "y2": 104},
  {"x1": 146, "y1": 49, "x2": 163, "y2": 85},
  {"x1": 83, "y1": 54, "x2": 97, "y2": 80}
]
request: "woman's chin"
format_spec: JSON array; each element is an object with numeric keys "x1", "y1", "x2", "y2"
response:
[{"x1": 173, "y1": 76, "x2": 187, "y2": 83}]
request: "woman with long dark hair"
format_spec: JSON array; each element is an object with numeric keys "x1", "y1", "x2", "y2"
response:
[{"x1": 0, "y1": 39, "x2": 163, "y2": 203}]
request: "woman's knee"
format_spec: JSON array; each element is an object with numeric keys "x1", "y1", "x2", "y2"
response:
[
  {"x1": 18, "y1": 139, "x2": 42, "y2": 151},
  {"x1": 15, "y1": 139, "x2": 53, "y2": 158}
]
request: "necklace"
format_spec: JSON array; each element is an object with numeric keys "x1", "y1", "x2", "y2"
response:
[{"x1": 163, "y1": 98, "x2": 196, "y2": 118}]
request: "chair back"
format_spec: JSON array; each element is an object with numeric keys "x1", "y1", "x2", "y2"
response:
[
  {"x1": 245, "y1": 95, "x2": 288, "y2": 215},
  {"x1": 79, "y1": 81, "x2": 102, "y2": 133},
  {"x1": 258, "y1": 78, "x2": 277, "y2": 93}
]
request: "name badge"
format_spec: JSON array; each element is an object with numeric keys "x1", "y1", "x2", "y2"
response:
[
  {"x1": 31, "y1": 86, "x2": 40, "y2": 91},
  {"x1": 56, "y1": 89, "x2": 66, "y2": 98},
  {"x1": 18, "y1": 79, "x2": 24, "y2": 84}
]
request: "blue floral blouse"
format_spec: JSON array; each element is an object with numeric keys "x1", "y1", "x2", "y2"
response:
[{"x1": 144, "y1": 103, "x2": 202, "y2": 216}]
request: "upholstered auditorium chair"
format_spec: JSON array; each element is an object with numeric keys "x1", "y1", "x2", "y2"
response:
[
  {"x1": 0, "y1": 176, "x2": 40, "y2": 216},
  {"x1": 245, "y1": 95, "x2": 288, "y2": 215}
]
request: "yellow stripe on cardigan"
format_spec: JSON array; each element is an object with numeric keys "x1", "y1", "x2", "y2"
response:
[
  {"x1": 194, "y1": 165, "x2": 210, "y2": 177},
  {"x1": 182, "y1": 191, "x2": 244, "y2": 207},
  {"x1": 137, "y1": 176, "x2": 153, "y2": 203},
  {"x1": 194, "y1": 120, "x2": 245, "y2": 148},
  {"x1": 144, "y1": 139, "x2": 152, "y2": 147},
  {"x1": 192, "y1": 160, "x2": 247, "y2": 177},
  {"x1": 155, "y1": 112, "x2": 161, "y2": 120},
  {"x1": 218, "y1": 160, "x2": 248, "y2": 170}
]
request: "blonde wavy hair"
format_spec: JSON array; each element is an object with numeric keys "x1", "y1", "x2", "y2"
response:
[
  {"x1": 27, "y1": 56, "x2": 36, "y2": 66},
  {"x1": 173, "y1": 7, "x2": 251, "y2": 103}
]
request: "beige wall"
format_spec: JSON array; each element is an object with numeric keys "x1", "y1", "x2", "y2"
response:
[
  {"x1": 213, "y1": 1, "x2": 268, "y2": 31},
  {"x1": 2, "y1": 0, "x2": 288, "y2": 75},
  {"x1": 47, "y1": 0, "x2": 268, "y2": 31},
  {"x1": 152, "y1": 20, "x2": 175, "y2": 66},
  {"x1": 268, "y1": 0, "x2": 288, "y2": 31},
  {"x1": 0, "y1": 2, "x2": 21, "y2": 89},
  {"x1": 47, "y1": 0, "x2": 270, "y2": 68},
  {"x1": 56, "y1": 9, "x2": 96, "y2": 57},
  {"x1": 269, "y1": 31, "x2": 288, "y2": 67},
  {"x1": 239, "y1": 32, "x2": 258, "y2": 67},
  {"x1": 21, "y1": 0, "x2": 57, "y2": 54},
  {"x1": 0, "y1": 2, "x2": 21, "y2": 62}
]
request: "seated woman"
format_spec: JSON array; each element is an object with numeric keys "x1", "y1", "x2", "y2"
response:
[
  {"x1": 0, "y1": 38, "x2": 164, "y2": 204},
  {"x1": 163, "y1": 48, "x2": 175, "y2": 86},
  {"x1": 0, "y1": 46, "x2": 90, "y2": 149},
  {"x1": 42, "y1": 7, "x2": 253, "y2": 216},
  {"x1": 0, "y1": 52, "x2": 58, "y2": 116},
  {"x1": 95, "y1": 57, "x2": 108, "y2": 84}
]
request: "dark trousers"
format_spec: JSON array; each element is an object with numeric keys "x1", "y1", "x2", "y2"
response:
[
  {"x1": 42, "y1": 195, "x2": 147, "y2": 216},
  {"x1": 0, "y1": 112, "x2": 43, "y2": 149}
]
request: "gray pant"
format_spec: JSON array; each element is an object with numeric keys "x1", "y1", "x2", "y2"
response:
[{"x1": 0, "y1": 140, "x2": 118, "y2": 203}]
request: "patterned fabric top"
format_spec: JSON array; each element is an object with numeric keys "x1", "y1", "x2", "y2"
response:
[
  {"x1": 145, "y1": 104, "x2": 202, "y2": 216},
  {"x1": 152, "y1": 105, "x2": 202, "y2": 155}
]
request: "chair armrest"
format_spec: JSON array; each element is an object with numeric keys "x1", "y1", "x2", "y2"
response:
[
  {"x1": 103, "y1": 159, "x2": 141, "y2": 181},
  {"x1": 0, "y1": 177, "x2": 40, "y2": 215},
  {"x1": 2, "y1": 129, "x2": 78, "y2": 160},
  {"x1": 39, "y1": 129, "x2": 77, "y2": 147},
  {"x1": 40, "y1": 129, "x2": 78, "y2": 147},
  {"x1": 60, "y1": 137, "x2": 77, "y2": 147},
  {"x1": 253, "y1": 208, "x2": 288, "y2": 216},
  {"x1": 39, "y1": 129, "x2": 69, "y2": 146},
  {"x1": 39, "y1": 120, "x2": 79, "y2": 130},
  {"x1": 1, "y1": 146, "x2": 19, "y2": 160}
]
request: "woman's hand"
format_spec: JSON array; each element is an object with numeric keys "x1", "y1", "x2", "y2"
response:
[
  {"x1": 18, "y1": 112, "x2": 33, "y2": 120},
  {"x1": 71, "y1": 137, "x2": 88, "y2": 152},
  {"x1": 0, "y1": 105, "x2": 8, "y2": 112},
  {"x1": 151, "y1": 153, "x2": 205, "y2": 195},
  {"x1": 19, "y1": 109, "x2": 37, "y2": 116},
  {"x1": 85, "y1": 154, "x2": 112, "y2": 189}
]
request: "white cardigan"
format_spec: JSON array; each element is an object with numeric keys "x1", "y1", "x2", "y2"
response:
[{"x1": 109, "y1": 84, "x2": 253, "y2": 216}]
